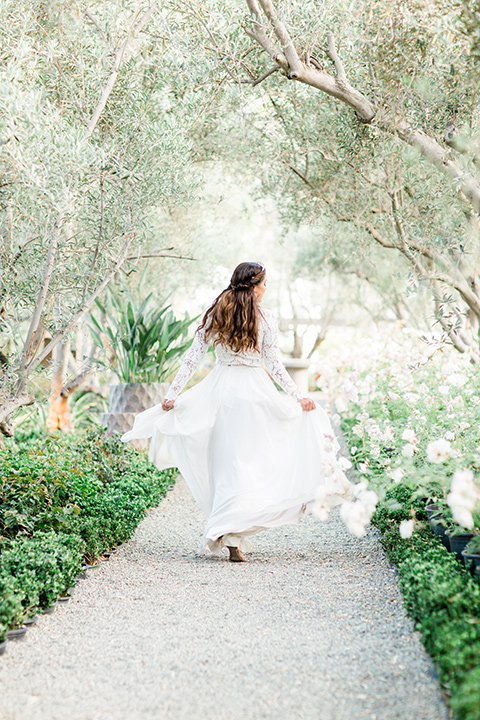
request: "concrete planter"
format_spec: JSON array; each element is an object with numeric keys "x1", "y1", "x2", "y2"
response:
[
  {"x1": 101, "y1": 381, "x2": 168, "y2": 450},
  {"x1": 282, "y1": 358, "x2": 311, "y2": 395}
]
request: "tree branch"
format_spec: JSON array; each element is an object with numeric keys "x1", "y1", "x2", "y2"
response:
[
  {"x1": 245, "y1": 0, "x2": 287, "y2": 67},
  {"x1": 86, "y1": 1, "x2": 159, "y2": 137},
  {"x1": 25, "y1": 234, "x2": 137, "y2": 377},
  {"x1": 326, "y1": 32, "x2": 347, "y2": 86},
  {"x1": 0, "y1": 393, "x2": 35, "y2": 438},
  {"x1": 16, "y1": 212, "x2": 64, "y2": 394},
  {"x1": 257, "y1": 0, "x2": 302, "y2": 77}
]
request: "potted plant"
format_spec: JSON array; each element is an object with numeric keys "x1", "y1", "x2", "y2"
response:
[
  {"x1": 445, "y1": 525, "x2": 475, "y2": 563},
  {"x1": 0, "y1": 624, "x2": 7, "y2": 656},
  {"x1": 462, "y1": 535, "x2": 480, "y2": 575},
  {"x1": 430, "y1": 514, "x2": 451, "y2": 549},
  {"x1": 88, "y1": 282, "x2": 196, "y2": 441}
]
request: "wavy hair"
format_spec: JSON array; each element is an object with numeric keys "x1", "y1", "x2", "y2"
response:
[{"x1": 198, "y1": 262, "x2": 266, "y2": 353}]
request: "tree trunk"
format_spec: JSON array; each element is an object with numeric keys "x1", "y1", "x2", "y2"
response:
[{"x1": 46, "y1": 339, "x2": 73, "y2": 432}]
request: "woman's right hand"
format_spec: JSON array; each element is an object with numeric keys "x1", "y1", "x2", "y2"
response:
[
  {"x1": 162, "y1": 399, "x2": 175, "y2": 412},
  {"x1": 299, "y1": 397, "x2": 315, "y2": 411}
]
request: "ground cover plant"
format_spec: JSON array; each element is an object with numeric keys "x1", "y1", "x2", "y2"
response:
[
  {"x1": 317, "y1": 329, "x2": 480, "y2": 720},
  {"x1": 0, "y1": 431, "x2": 176, "y2": 641}
]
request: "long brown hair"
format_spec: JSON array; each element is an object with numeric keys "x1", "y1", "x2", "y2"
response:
[{"x1": 198, "y1": 261, "x2": 266, "y2": 353}]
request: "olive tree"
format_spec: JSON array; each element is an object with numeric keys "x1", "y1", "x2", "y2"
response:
[{"x1": 0, "y1": 0, "x2": 197, "y2": 437}]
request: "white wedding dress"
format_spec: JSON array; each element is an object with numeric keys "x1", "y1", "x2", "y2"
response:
[{"x1": 122, "y1": 308, "x2": 352, "y2": 553}]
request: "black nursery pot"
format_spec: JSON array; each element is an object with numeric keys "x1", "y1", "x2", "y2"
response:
[
  {"x1": 6, "y1": 627, "x2": 27, "y2": 641},
  {"x1": 431, "y1": 518, "x2": 451, "y2": 549},
  {"x1": 447, "y1": 532, "x2": 474, "y2": 564},
  {"x1": 462, "y1": 549, "x2": 480, "y2": 575},
  {"x1": 426, "y1": 503, "x2": 440, "y2": 521}
]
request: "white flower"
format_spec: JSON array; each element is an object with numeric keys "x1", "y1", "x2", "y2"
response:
[
  {"x1": 471, "y1": 395, "x2": 480, "y2": 406},
  {"x1": 438, "y1": 385, "x2": 450, "y2": 396},
  {"x1": 447, "y1": 469, "x2": 480, "y2": 529},
  {"x1": 370, "y1": 444, "x2": 380, "y2": 459},
  {"x1": 352, "y1": 424, "x2": 364, "y2": 438},
  {"x1": 446, "y1": 373, "x2": 467, "y2": 387},
  {"x1": 401, "y1": 443, "x2": 415, "y2": 458},
  {"x1": 401, "y1": 428, "x2": 417, "y2": 443},
  {"x1": 388, "y1": 391, "x2": 400, "y2": 400},
  {"x1": 340, "y1": 486, "x2": 378, "y2": 537},
  {"x1": 426, "y1": 439, "x2": 451, "y2": 464},
  {"x1": 322, "y1": 462, "x2": 336, "y2": 478},
  {"x1": 449, "y1": 505, "x2": 474, "y2": 529},
  {"x1": 444, "y1": 431, "x2": 455, "y2": 441},
  {"x1": 383, "y1": 426, "x2": 395, "y2": 443},
  {"x1": 340, "y1": 501, "x2": 368, "y2": 537},
  {"x1": 459, "y1": 422, "x2": 471, "y2": 433},
  {"x1": 343, "y1": 382, "x2": 359, "y2": 403},
  {"x1": 388, "y1": 467, "x2": 404, "y2": 484},
  {"x1": 332, "y1": 413, "x2": 341, "y2": 427},
  {"x1": 312, "y1": 486, "x2": 330, "y2": 522},
  {"x1": 323, "y1": 435, "x2": 336, "y2": 454},
  {"x1": 338, "y1": 456, "x2": 352, "y2": 471},
  {"x1": 350, "y1": 446, "x2": 358, "y2": 455},
  {"x1": 335, "y1": 397, "x2": 347, "y2": 413},
  {"x1": 399, "y1": 519, "x2": 414, "y2": 539}
]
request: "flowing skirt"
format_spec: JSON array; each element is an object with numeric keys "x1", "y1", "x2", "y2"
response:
[{"x1": 121, "y1": 364, "x2": 353, "y2": 553}]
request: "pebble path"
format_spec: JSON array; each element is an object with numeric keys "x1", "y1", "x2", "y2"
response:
[{"x1": 0, "y1": 477, "x2": 449, "y2": 720}]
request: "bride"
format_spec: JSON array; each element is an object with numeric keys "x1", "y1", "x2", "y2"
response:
[{"x1": 122, "y1": 261, "x2": 352, "y2": 562}]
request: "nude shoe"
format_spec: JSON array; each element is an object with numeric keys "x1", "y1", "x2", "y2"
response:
[{"x1": 227, "y1": 546, "x2": 246, "y2": 562}]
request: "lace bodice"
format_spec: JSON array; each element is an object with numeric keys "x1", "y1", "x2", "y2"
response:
[{"x1": 163, "y1": 308, "x2": 303, "y2": 402}]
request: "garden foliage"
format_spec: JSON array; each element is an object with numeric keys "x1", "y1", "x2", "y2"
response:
[
  {"x1": 0, "y1": 431, "x2": 176, "y2": 641},
  {"x1": 326, "y1": 335, "x2": 480, "y2": 720},
  {"x1": 373, "y1": 486, "x2": 480, "y2": 720}
]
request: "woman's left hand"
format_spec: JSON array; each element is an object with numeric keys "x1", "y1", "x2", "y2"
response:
[
  {"x1": 162, "y1": 399, "x2": 175, "y2": 412},
  {"x1": 299, "y1": 397, "x2": 315, "y2": 411}
]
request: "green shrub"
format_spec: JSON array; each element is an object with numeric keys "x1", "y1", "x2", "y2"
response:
[
  {"x1": 0, "y1": 431, "x2": 177, "y2": 634},
  {"x1": 451, "y1": 665, "x2": 480, "y2": 720},
  {"x1": 370, "y1": 485, "x2": 480, "y2": 719}
]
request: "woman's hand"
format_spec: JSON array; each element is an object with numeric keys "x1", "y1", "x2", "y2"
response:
[
  {"x1": 162, "y1": 399, "x2": 175, "y2": 412},
  {"x1": 299, "y1": 397, "x2": 315, "y2": 411}
]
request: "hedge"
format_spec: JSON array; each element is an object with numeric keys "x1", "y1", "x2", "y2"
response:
[
  {"x1": 0, "y1": 431, "x2": 176, "y2": 641},
  {"x1": 373, "y1": 485, "x2": 480, "y2": 720}
]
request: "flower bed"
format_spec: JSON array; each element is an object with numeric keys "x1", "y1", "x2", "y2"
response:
[
  {"x1": 315, "y1": 327, "x2": 480, "y2": 719},
  {"x1": 0, "y1": 431, "x2": 176, "y2": 642}
]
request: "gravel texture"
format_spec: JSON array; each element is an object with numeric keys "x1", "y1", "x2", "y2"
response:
[{"x1": 0, "y1": 477, "x2": 449, "y2": 720}]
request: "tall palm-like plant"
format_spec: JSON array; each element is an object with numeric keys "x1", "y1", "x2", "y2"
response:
[{"x1": 88, "y1": 287, "x2": 196, "y2": 384}]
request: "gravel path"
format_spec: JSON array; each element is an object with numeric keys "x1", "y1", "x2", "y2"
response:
[{"x1": 0, "y1": 477, "x2": 448, "y2": 720}]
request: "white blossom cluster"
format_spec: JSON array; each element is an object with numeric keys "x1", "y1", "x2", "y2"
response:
[
  {"x1": 339, "y1": 482, "x2": 378, "y2": 538},
  {"x1": 447, "y1": 470, "x2": 480, "y2": 529}
]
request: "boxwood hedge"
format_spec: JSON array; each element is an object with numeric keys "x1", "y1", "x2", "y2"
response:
[{"x1": 0, "y1": 431, "x2": 176, "y2": 641}]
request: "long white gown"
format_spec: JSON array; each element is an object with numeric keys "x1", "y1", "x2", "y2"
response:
[{"x1": 121, "y1": 308, "x2": 353, "y2": 553}]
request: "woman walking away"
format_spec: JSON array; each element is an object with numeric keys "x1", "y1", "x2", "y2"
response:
[{"x1": 122, "y1": 261, "x2": 352, "y2": 562}]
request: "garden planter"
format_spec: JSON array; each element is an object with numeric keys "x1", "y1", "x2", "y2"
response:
[
  {"x1": 6, "y1": 627, "x2": 27, "y2": 641},
  {"x1": 282, "y1": 358, "x2": 311, "y2": 395},
  {"x1": 0, "y1": 640, "x2": 7, "y2": 655},
  {"x1": 461, "y1": 549, "x2": 480, "y2": 575},
  {"x1": 101, "y1": 381, "x2": 168, "y2": 449},
  {"x1": 431, "y1": 518, "x2": 451, "y2": 549},
  {"x1": 425, "y1": 503, "x2": 439, "y2": 521},
  {"x1": 43, "y1": 602, "x2": 57, "y2": 614},
  {"x1": 446, "y1": 532, "x2": 474, "y2": 563}
]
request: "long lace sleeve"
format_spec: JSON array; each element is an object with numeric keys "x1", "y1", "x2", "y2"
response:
[
  {"x1": 261, "y1": 311, "x2": 303, "y2": 401},
  {"x1": 163, "y1": 326, "x2": 209, "y2": 402}
]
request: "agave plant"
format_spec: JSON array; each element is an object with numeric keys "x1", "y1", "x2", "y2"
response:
[{"x1": 88, "y1": 285, "x2": 196, "y2": 384}]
